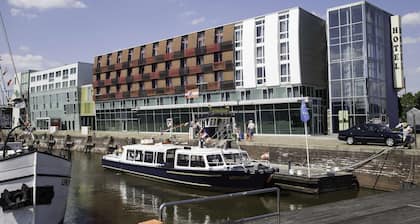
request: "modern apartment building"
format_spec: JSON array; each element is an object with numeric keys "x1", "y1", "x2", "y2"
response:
[
  {"x1": 29, "y1": 62, "x2": 92, "y2": 131},
  {"x1": 12, "y1": 69, "x2": 36, "y2": 127},
  {"x1": 93, "y1": 7, "x2": 328, "y2": 135},
  {"x1": 327, "y1": 1, "x2": 402, "y2": 133},
  {"x1": 80, "y1": 84, "x2": 96, "y2": 129}
]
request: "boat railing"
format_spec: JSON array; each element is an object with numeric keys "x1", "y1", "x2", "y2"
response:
[{"x1": 158, "y1": 187, "x2": 280, "y2": 224}]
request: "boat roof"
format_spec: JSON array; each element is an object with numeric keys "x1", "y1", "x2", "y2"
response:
[{"x1": 123, "y1": 143, "x2": 245, "y2": 155}]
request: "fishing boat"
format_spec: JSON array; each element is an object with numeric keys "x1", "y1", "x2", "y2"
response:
[
  {"x1": 102, "y1": 112, "x2": 274, "y2": 191},
  {"x1": 0, "y1": 121, "x2": 72, "y2": 224}
]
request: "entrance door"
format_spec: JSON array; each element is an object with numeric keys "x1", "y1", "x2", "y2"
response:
[
  {"x1": 122, "y1": 120, "x2": 127, "y2": 132},
  {"x1": 244, "y1": 112, "x2": 257, "y2": 135}
]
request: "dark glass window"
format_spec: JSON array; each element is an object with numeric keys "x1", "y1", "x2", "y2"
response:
[
  {"x1": 352, "y1": 60, "x2": 364, "y2": 77},
  {"x1": 329, "y1": 10, "x2": 339, "y2": 27},
  {"x1": 331, "y1": 81, "x2": 342, "y2": 98},
  {"x1": 135, "y1": 150, "x2": 143, "y2": 162},
  {"x1": 351, "y1": 5, "x2": 363, "y2": 23},
  {"x1": 330, "y1": 63, "x2": 341, "y2": 80},
  {"x1": 157, "y1": 152, "x2": 164, "y2": 164},
  {"x1": 144, "y1": 151, "x2": 154, "y2": 163},
  {"x1": 191, "y1": 155, "x2": 205, "y2": 167},
  {"x1": 340, "y1": 8, "x2": 350, "y2": 25},
  {"x1": 177, "y1": 154, "x2": 189, "y2": 166},
  {"x1": 330, "y1": 46, "x2": 340, "y2": 61},
  {"x1": 329, "y1": 28, "x2": 339, "y2": 39}
]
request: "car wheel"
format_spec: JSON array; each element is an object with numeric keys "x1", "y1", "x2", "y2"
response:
[
  {"x1": 346, "y1": 137, "x2": 354, "y2": 145},
  {"x1": 385, "y1": 138, "x2": 395, "y2": 147}
]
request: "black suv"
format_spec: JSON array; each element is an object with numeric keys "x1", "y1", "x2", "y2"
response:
[{"x1": 338, "y1": 123, "x2": 412, "y2": 147}]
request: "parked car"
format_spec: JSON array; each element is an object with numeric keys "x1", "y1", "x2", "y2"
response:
[{"x1": 338, "y1": 123, "x2": 413, "y2": 147}]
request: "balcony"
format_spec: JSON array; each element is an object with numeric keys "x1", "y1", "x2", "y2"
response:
[
  {"x1": 118, "y1": 76, "x2": 126, "y2": 83},
  {"x1": 115, "y1": 63, "x2": 123, "y2": 70},
  {"x1": 189, "y1": 65, "x2": 202, "y2": 74},
  {"x1": 195, "y1": 46, "x2": 206, "y2": 55},
  {"x1": 115, "y1": 92, "x2": 123, "y2": 99},
  {"x1": 184, "y1": 48, "x2": 195, "y2": 57},
  {"x1": 221, "y1": 80, "x2": 235, "y2": 90},
  {"x1": 130, "y1": 91, "x2": 139, "y2": 98},
  {"x1": 213, "y1": 61, "x2": 226, "y2": 71},
  {"x1": 206, "y1": 43, "x2": 221, "y2": 54},
  {"x1": 164, "y1": 52, "x2": 174, "y2": 61},
  {"x1": 132, "y1": 74, "x2": 142, "y2": 82},
  {"x1": 104, "y1": 79, "x2": 112, "y2": 85},
  {"x1": 168, "y1": 68, "x2": 179, "y2": 77},
  {"x1": 207, "y1": 82, "x2": 221, "y2": 91},
  {"x1": 130, "y1": 60, "x2": 139, "y2": 67},
  {"x1": 164, "y1": 87, "x2": 175, "y2": 95},
  {"x1": 150, "y1": 72, "x2": 160, "y2": 80}
]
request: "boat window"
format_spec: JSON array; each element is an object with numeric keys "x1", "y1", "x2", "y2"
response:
[
  {"x1": 207, "y1": 154, "x2": 224, "y2": 166},
  {"x1": 144, "y1": 151, "x2": 154, "y2": 163},
  {"x1": 126, "y1": 150, "x2": 135, "y2": 161},
  {"x1": 223, "y1": 153, "x2": 242, "y2": 165},
  {"x1": 177, "y1": 154, "x2": 190, "y2": 166},
  {"x1": 135, "y1": 150, "x2": 143, "y2": 162},
  {"x1": 191, "y1": 155, "x2": 205, "y2": 167},
  {"x1": 241, "y1": 152, "x2": 249, "y2": 160},
  {"x1": 156, "y1": 152, "x2": 165, "y2": 164}
]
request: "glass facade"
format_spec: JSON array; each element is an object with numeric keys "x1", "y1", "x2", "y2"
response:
[{"x1": 328, "y1": 2, "x2": 395, "y2": 133}]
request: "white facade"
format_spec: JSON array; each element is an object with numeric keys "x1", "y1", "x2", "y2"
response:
[{"x1": 235, "y1": 8, "x2": 305, "y2": 89}]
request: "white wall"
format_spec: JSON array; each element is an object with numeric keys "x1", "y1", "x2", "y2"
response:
[
  {"x1": 288, "y1": 8, "x2": 301, "y2": 84},
  {"x1": 265, "y1": 13, "x2": 280, "y2": 86},
  {"x1": 242, "y1": 18, "x2": 256, "y2": 88}
]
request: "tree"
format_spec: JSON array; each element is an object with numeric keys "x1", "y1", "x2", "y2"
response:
[
  {"x1": 399, "y1": 92, "x2": 417, "y2": 119},
  {"x1": 415, "y1": 91, "x2": 420, "y2": 109}
]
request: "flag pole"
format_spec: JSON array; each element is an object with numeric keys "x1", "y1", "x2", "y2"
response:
[{"x1": 304, "y1": 121, "x2": 311, "y2": 178}]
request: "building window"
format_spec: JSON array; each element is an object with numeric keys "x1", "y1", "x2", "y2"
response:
[
  {"x1": 197, "y1": 31, "x2": 205, "y2": 47},
  {"x1": 256, "y1": 18, "x2": 265, "y2": 43},
  {"x1": 166, "y1": 78, "x2": 172, "y2": 87},
  {"x1": 235, "y1": 50, "x2": 242, "y2": 66},
  {"x1": 280, "y1": 64, "x2": 290, "y2": 82},
  {"x1": 152, "y1": 42, "x2": 159, "y2": 56},
  {"x1": 36, "y1": 86, "x2": 41, "y2": 92},
  {"x1": 140, "y1": 82, "x2": 144, "y2": 90},
  {"x1": 180, "y1": 59, "x2": 186, "y2": 68},
  {"x1": 215, "y1": 27, "x2": 223, "y2": 43},
  {"x1": 63, "y1": 69, "x2": 69, "y2": 79},
  {"x1": 106, "y1": 72, "x2": 111, "y2": 79},
  {"x1": 234, "y1": 24, "x2": 243, "y2": 47},
  {"x1": 214, "y1": 53, "x2": 222, "y2": 62},
  {"x1": 42, "y1": 73, "x2": 47, "y2": 80},
  {"x1": 116, "y1": 84, "x2": 120, "y2": 92},
  {"x1": 97, "y1": 56, "x2": 102, "y2": 68},
  {"x1": 117, "y1": 51, "x2": 122, "y2": 64},
  {"x1": 256, "y1": 46, "x2": 264, "y2": 64},
  {"x1": 214, "y1": 71, "x2": 223, "y2": 82},
  {"x1": 280, "y1": 42, "x2": 289, "y2": 60},
  {"x1": 127, "y1": 68, "x2": 132, "y2": 77},
  {"x1": 181, "y1": 35, "x2": 188, "y2": 50},
  {"x1": 62, "y1": 81, "x2": 68, "y2": 88},
  {"x1": 49, "y1": 84, "x2": 54, "y2": 90},
  {"x1": 165, "y1": 61, "x2": 171, "y2": 71},
  {"x1": 128, "y1": 48, "x2": 133, "y2": 62},
  {"x1": 55, "y1": 82, "x2": 61, "y2": 89},
  {"x1": 263, "y1": 88, "x2": 273, "y2": 99},
  {"x1": 37, "y1": 75, "x2": 41, "y2": 81},
  {"x1": 166, "y1": 39, "x2": 173, "y2": 53},
  {"x1": 55, "y1": 71, "x2": 61, "y2": 77},
  {"x1": 31, "y1": 87, "x2": 35, "y2": 92},
  {"x1": 235, "y1": 70, "x2": 243, "y2": 87},
  {"x1": 70, "y1": 67, "x2": 76, "y2": 74},
  {"x1": 196, "y1": 55, "x2": 203, "y2": 65},
  {"x1": 31, "y1": 76, "x2": 35, "y2": 82},
  {"x1": 152, "y1": 80, "x2": 157, "y2": 89},
  {"x1": 127, "y1": 83, "x2": 132, "y2": 92},
  {"x1": 256, "y1": 66, "x2": 266, "y2": 85},
  {"x1": 140, "y1": 46, "x2": 145, "y2": 60},
  {"x1": 42, "y1": 84, "x2": 47, "y2": 90},
  {"x1": 70, "y1": 80, "x2": 76, "y2": 87},
  {"x1": 152, "y1": 64, "x2": 157, "y2": 72},
  {"x1": 139, "y1": 66, "x2": 144, "y2": 74},
  {"x1": 106, "y1": 86, "x2": 110, "y2": 94},
  {"x1": 279, "y1": 14, "x2": 289, "y2": 39},
  {"x1": 49, "y1": 72, "x2": 54, "y2": 82},
  {"x1": 196, "y1": 74, "x2": 204, "y2": 84},
  {"x1": 180, "y1": 76, "x2": 187, "y2": 86},
  {"x1": 106, "y1": 53, "x2": 111, "y2": 66}
]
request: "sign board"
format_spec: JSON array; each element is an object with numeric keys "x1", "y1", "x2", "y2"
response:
[
  {"x1": 390, "y1": 15, "x2": 405, "y2": 90},
  {"x1": 338, "y1": 110, "x2": 349, "y2": 131}
]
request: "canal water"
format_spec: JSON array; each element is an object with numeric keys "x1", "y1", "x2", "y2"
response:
[{"x1": 64, "y1": 152, "x2": 380, "y2": 224}]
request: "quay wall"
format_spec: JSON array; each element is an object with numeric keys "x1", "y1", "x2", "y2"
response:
[{"x1": 28, "y1": 131, "x2": 420, "y2": 192}]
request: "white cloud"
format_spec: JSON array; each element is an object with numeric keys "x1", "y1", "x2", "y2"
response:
[
  {"x1": 416, "y1": 67, "x2": 420, "y2": 74},
  {"x1": 10, "y1": 8, "x2": 37, "y2": 19},
  {"x1": 403, "y1": 36, "x2": 420, "y2": 45},
  {"x1": 402, "y1": 11, "x2": 420, "y2": 25},
  {"x1": 191, "y1": 17, "x2": 205, "y2": 25},
  {"x1": 0, "y1": 53, "x2": 61, "y2": 73},
  {"x1": 18, "y1": 45, "x2": 30, "y2": 52},
  {"x1": 7, "y1": 0, "x2": 87, "y2": 10}
]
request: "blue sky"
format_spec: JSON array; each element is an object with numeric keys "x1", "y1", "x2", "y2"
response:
[{"x1": 0, "y1": 0, "x2": 419, "y2": 93}]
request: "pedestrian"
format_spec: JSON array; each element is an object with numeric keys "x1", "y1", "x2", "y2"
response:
[{"x1": 247, "y1": 120, "x2": 255, "y2": 141}]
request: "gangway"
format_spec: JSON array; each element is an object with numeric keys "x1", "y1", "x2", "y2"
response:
[{"x1": 343, "y1": 148, "x2": 390, "y2": 172}]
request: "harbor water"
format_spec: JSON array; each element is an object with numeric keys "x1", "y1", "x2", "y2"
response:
[{"x1": 64, "y1": 151, "x2": 380, "y2": 224}]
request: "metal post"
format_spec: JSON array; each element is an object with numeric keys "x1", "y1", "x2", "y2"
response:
[
  {"x1": 305, "y1": 121, "x2": 311, "y2": 178},
  {"x1": 414, "y1": 113, "x2": 417, "y2": 149}
]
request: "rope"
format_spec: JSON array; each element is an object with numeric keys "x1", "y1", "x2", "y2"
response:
[{"x1": 372, "y1": 149, "x2": 390, "y2": 190}]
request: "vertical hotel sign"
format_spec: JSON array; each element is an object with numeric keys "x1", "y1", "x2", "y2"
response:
[{"x1": 391, "y1": 15, "x2": 405, "y2": 90}]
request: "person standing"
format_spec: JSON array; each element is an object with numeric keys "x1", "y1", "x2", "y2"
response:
[{"x1": 247, "y1": 120, "x2": 255, "y2": 141}]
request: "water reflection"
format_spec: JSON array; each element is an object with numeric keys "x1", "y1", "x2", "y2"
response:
[{"x1": 64, "y1": 152, "x2": 379, "y2": 224}]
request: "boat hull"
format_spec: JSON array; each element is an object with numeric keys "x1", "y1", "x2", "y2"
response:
[
  {"x1": 102, "y1": 158, "x2": 272, "y2": 191},
  {"x1": 0, "y1": 152, "x2": 71, "y2": 224}
]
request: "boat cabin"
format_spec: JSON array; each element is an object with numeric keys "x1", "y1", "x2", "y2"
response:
[{"x1": 121, "y1": 144, "x2": 250, "y2": 171}]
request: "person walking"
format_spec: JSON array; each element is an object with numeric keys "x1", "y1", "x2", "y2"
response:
[{"x1": 247, "y1": 120, "x2": 255, "y2": 141}]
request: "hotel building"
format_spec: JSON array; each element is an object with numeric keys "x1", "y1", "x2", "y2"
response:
[
  {"x1": 93, "y1": 7, "x2": 328, "y2": 135},
  {"x1": 327, "y1": 1, "x2": 402, "y2": 133},
  {"x1": 29, "y1": 62, "x2": 92, "y2": 131}
]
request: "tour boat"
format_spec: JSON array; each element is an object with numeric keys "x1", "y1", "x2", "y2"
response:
[{"x1": 102, "y1": 143, "x2": 274, "y2": 191}]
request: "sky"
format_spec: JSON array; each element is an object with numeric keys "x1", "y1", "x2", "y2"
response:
[{"x1": 0, "y1": 0, "x2": 419, "y2": 94}]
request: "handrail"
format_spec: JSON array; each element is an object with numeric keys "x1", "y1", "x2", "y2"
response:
[{"x1": 159, "y1": 187, "x2": 280, "y2": 224}]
